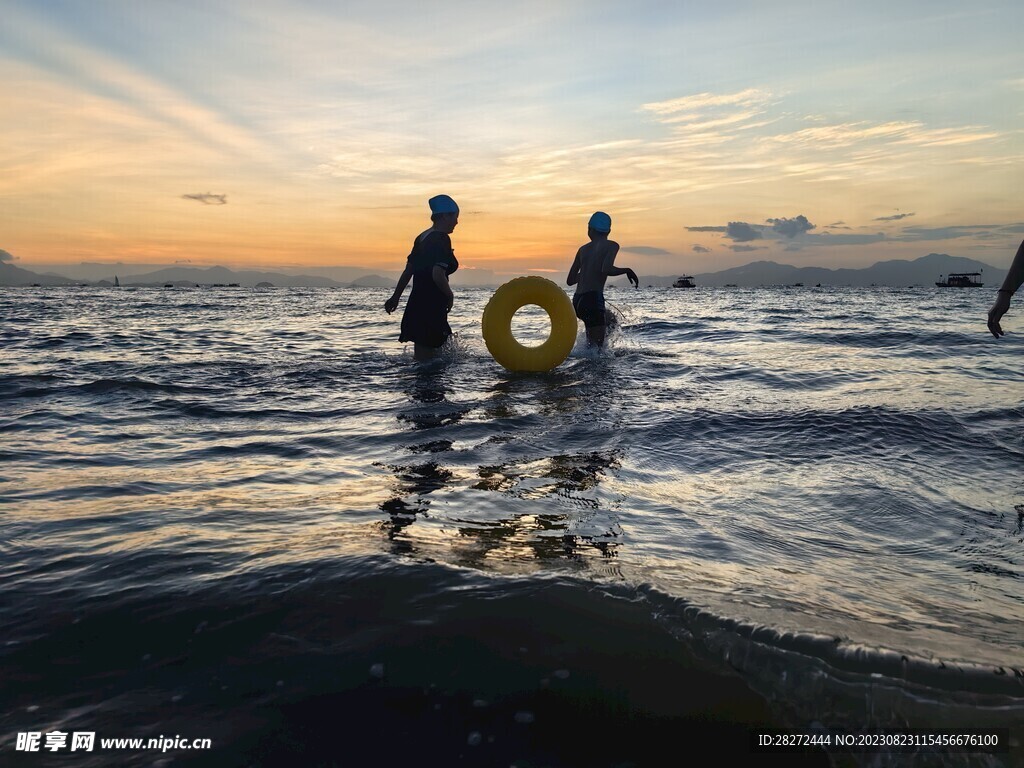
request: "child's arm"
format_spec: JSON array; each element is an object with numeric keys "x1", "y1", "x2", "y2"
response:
[
  {"x1": 384, "y1": 265, "x2": 414, "y2": 313},
  {"x1": 600, "y1": 242, "x2": 638, "y2": 287},
  {"x1": 432, "y1": 265, "x2": 454, "y2": 312},
  {"x1": 566, "y1": 251, "x2": 581, "y2": 286}
]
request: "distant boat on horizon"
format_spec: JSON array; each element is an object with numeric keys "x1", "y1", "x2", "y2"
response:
[
  {"x1": 672, "y1": 275, "x2": 696, "y2": 288},
  {"x1": 935, "y1": 272, "x2": 983, "y2": 288},
  {"x1": 114, "y1": 275, "x2": 120, "y2": 287}
]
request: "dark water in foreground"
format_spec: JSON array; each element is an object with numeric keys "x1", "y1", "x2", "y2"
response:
[{"x1": 1, "y1": 285, "x2": 1022, "y2": 767}]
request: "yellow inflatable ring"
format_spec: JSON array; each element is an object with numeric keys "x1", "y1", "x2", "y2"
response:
[{"x1": 482, "y1": 276, "x2": 577, "y2": 372}]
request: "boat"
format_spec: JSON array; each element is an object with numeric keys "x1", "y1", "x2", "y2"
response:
[
  {"x1": 935, "y1": 272, "x2": 983, "y2": 288},
  {"x1": 673, "y1": 276, "x2": 696, "y2": 288}
]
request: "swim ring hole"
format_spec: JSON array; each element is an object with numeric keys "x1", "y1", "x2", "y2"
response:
[{"x1": 509, "y1": 303, "x2": 552, "y2": 347}]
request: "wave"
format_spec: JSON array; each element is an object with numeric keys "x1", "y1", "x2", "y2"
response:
[
  {"x1": 642, "y1": 585, "x2": 1024, "y2": 703},
  {"x1": 633, "y1": 405, "x2": 1012, "y2": 460}
]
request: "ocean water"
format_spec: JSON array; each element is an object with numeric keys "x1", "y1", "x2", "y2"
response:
[{"x1": 1, "y1": 283, "x2": 1021, "y2": 767}]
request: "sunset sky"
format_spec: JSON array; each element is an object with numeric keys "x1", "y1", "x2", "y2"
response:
[{"x1": 2, "y1": 0, "x2": 1022, "y2": 277}]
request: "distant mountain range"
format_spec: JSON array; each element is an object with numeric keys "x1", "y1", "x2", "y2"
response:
[
  {"x1": 680, "y1": 252, "x2": 1005, "y2": 288},
  {"x1": 1, "y1": 252, "x2": 1006, "y2": 289},
  {"x1": 0, "y1": 260, "x2": 78, "y2": 286}
]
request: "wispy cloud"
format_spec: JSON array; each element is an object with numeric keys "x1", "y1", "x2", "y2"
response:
[
  {"x1": 766, "y1": 121, "x2": 998, "y2": 151},
  {"x1": 183, "y1": 193, "x2": 227, "y2": 205},
  {"x1": 874, "y1": 212, "x2": 915, "y2": 221},
  {"x1": 809, "y1": 233, "x2": 886, "y2": 246},
  {"x1": 642, "y1": 89, "x2": 771, "y2": 117},
  {"x1": 622, "y1": 245, "x2": 672, "y2": 256},
  {"x1": 896, "y1": 225, "x2": 1000, "y2": 241},
  {"x1": 693, "y1": 245, "x2": 710, "y2": 253}
]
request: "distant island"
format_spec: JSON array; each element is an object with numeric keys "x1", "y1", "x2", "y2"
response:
[{"x1": 0, "y1": 252, "x2": 1008, "y2": 289}]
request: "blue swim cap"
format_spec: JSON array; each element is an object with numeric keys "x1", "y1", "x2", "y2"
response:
[
  {"x1": 588, "y1": 211, "x2": 611, "y2": 232},
  {"x1": 428, "y1": 195, "x2": 459, "y2": 214}
]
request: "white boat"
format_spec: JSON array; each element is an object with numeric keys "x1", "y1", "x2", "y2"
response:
[{"x1": 935, "y1": 272, "x2": 983, "y2": 288}]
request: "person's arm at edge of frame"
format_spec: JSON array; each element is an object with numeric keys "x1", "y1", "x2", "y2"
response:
[
  {"x1": 600, "y1": 242, "x2": 639, "y2": 288},
  {"x1": 384, "y1": 265, "x2": 414, "y2": 314},
  {"x1": 432, "y1": 265, "x2": 454, "y2": 312},
  {"x1": 987, "y1": 238, "x2": 1024, "y2": 338}
]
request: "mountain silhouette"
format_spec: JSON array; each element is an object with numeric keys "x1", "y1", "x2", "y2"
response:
[
  {"x1": 1, "y1": 252, "x2": 1008, "y2": 289},
  {"x1": 645, "y1": 253, "x2": 1005, "y2": 288}
]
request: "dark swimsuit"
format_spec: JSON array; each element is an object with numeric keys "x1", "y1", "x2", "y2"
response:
[
  {"x1": 399, "y1": 230, "x2": 459, "y2": 348},
  {"x1": 572, "y1": 291, "x2": 606, "y2": 328}
]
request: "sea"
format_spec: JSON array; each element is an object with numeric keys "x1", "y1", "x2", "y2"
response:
[{"x1": 1, "y1": 282, "x2": 1021, "y2": 768}]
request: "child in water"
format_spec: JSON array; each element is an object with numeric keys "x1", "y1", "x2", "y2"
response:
[
  {"x1": 566, "y1": 211, "x2": 638, "y2": 348},
  {"x1": 384, "y1": 195, "x2": 459, "y2": 360}
]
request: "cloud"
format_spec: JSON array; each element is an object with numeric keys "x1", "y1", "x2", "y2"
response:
[
  {"x1": 727, "y1": 222, "x2": 762, "y2": 241},
  {"x1": 767, "y1": 121, "x2": 997, "y2": 150},
  {"x1": 686, "y1": 226, "x2": 728, "y2": 233},
  {"x1": 621, "y1": 245, "x2": 672, "y2": 256},
  {"x1": 693, "y1": 245, "x2": 710, "y2": 253},
  {"x1": 766, "y1": 214, "x2": 815, "y2": 238},
  {"x1": 0, "y1": 249, "x2": 16, "y2": 262},
  {"x1": 874, "y1": 212, "x2": 915, "y2": 221},
  {"x1": 730, "y1": 245, "x2": 762, "y2": 252},
  {"x1": 896, "y1": 225, "x2": 998, "y2": 241},
  {"x1": 641, "y1": 88, "x2": 771, "y2": 117},
  {"x1": 183, "y1": 193, "x2": 227, "y2": 205},
  {"x1": 810, "y1": 233, "x2": 887, "y2": 246}
]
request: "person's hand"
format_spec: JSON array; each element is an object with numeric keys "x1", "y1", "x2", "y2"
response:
[
  {"x1": 445, "y1": 294, "x2": 454, "y2": 313},
  {"x1": 384, "y1": 295, "x2": 399, "y2": 314},
  {"x1": 625, "y1": 268, "x2": 639, "y2": 289},
  {"x1": 988, "y1": 292, "x2": 1011, "y2": 338}
]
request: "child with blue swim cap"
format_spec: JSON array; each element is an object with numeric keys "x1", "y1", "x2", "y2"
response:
[
  {"x1": 566, "y1": 211, "x2": 638, "y2": 348},
  {"x1": 384, "y1": 195, "x2": 460, "y2": 360}
]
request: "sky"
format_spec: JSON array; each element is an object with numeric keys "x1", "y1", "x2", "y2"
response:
[{"x1": 2, "y1": 0, "x2": 1023, "y2": 278}]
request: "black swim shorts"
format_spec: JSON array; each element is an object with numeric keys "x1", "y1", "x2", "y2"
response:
[{"x1": 572, "y1": 291, "x2": 606, "y2": 328}]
